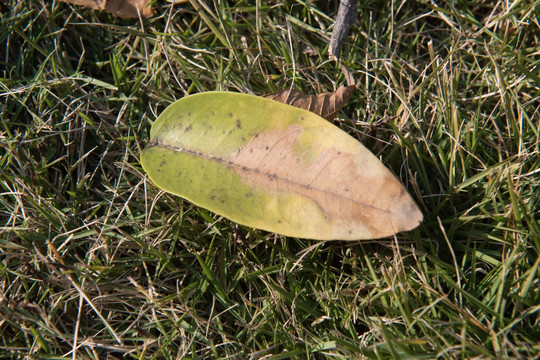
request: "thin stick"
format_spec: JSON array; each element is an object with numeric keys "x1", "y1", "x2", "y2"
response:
[{"x1": 329, "y1": 0, "x2": 357, "y2": 60}]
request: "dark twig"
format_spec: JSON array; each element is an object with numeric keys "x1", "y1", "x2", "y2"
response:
[{"x1": 329, "y1": 0, "x2": 357, "y2": 60}]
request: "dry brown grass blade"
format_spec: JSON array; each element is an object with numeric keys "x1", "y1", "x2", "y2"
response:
[
  {"x1": 59, "y1": 0, "x2": 152, "y2": 18},
  {"x1": 265, "y1": 85, "x2": 355, "y2": 120}
]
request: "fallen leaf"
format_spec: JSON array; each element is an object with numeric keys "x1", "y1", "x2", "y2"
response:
[
  {"x1": 63, "y1": 0, "x2": 103, "y2": 10},
  {"x1": 141, "y1": 92, "x2": 422, "y2": 241},
  {"x1": 60, "y1": 0, "x2": 152, "y2": 19},
  {"x1": 264, "y1": 85, "x2": 355, "y2": 120},
  {"x1": 106, "y1": 0, "x2": 152, "y2": 18}
]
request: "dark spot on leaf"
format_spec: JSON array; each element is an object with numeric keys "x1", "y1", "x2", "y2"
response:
[
  {"x1": 265, "y1": 146, "x2": 269, "y2": 150},
  {"x1": 337, "y1": 151, "x2": 342, "y2": 155},
  {"x1": 300, "y1": 116, "x2": 304, "y2": 121},
  {"x1": 160, "y1": 160, "x2": 166, "y2": 166},
  {"x1": 228, "y1": 112, "x2": 233, "y2": 117},
  {"x1": 277, "y1": 220, "x2": 282, "y2": 223},
  {"x1": 220, "y1": 200, "x2": 225, "y2": 204},
  {"x1": 211, "y1": 195, "x2": 216, "y2": 200},
  {"x1": 236, "y1": 119, "x2": 242, "y2": 129},
  {"x1": 185, "y1": 125, "x2": 192, "y2": 131},
  {"x1": 210, "y1": 111, "x2": 215, "y2": 116},
  {"x1": 246, "y1": 193, "x2": 252, "y2": 198},
  {"x1": 241, "y1": 137, "x2": 246, "y2": 141}
]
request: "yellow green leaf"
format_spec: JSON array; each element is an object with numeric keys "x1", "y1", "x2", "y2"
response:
[{"x1": 141, "y1": 92, "x2": 422, "y2": 240}]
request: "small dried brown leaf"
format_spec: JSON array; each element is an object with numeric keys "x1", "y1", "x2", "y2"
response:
[
  {"x1": 61, "y1": 0, "x2": 104, "y2": 10},
  {"x1": 60, "y1": 0, "x2": 152, "y2": 19},
  {"x1": 265, "y1": 85, "x2": 355, "y2": 120},
  {"x1": 105, "y1": 0, "x2": 152, "y2": 18}
]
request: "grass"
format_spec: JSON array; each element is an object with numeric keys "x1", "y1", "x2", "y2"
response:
[{"x1": 1, "y1": 0, "x2": 539, "y2": 358}]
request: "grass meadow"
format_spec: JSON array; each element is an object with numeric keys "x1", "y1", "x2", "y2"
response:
[{"x1": 1, "y1": 0, "x2": 539, "y2": 358}]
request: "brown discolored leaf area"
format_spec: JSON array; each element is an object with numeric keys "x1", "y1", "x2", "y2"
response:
[
  {"x1": 59, "y1": 0, "x2": 152, "y2": 19},
  {"x1": 265, "y1": 85, "x2": 355, "y2": 120},
  {"x1": 228, "y1": 123, "x2": 422, "y2": 239}
]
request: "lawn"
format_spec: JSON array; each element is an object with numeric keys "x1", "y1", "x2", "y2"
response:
[{"x1": 1, "y1": 0, "x2": 539, "y2": 359}]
